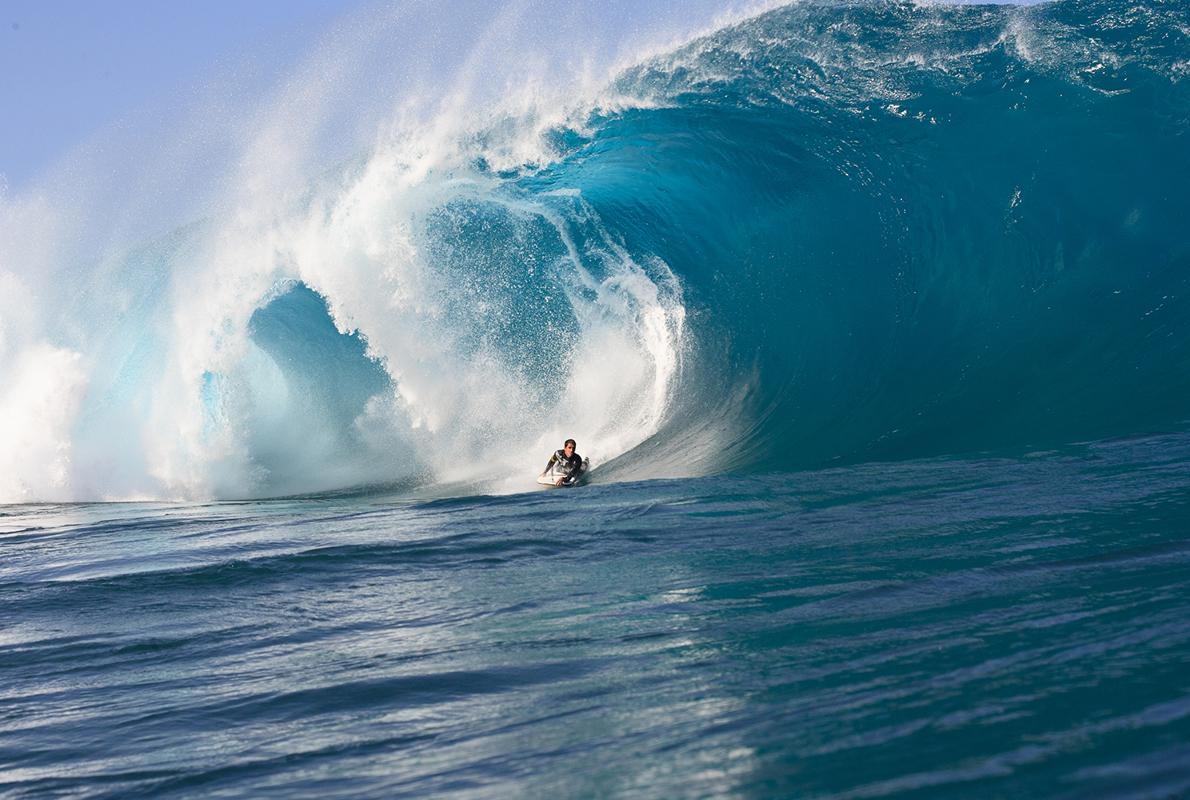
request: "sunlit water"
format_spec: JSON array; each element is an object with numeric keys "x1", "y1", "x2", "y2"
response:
[
  {"x1": 4, "y1": 2, "x2": 1190, "y2": 795},
  {"x1": 5, "y1": 430, "x2": 1190, "y2": 798}
]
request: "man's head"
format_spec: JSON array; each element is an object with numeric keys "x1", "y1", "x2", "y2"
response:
[{"x1": 563, "y1": 439, "x2": 576, "y2": 456}]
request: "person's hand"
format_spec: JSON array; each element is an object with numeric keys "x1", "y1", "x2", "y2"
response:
[{"x1": 554, "y1": 477, "x2": 565, "y2": 486}]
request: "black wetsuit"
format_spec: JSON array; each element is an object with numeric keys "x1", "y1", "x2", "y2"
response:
[{"x1": 543, "y1": 449, "x2": 584, "y2": 483}]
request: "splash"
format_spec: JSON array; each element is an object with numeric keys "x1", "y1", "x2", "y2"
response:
[
  {"x1": 1, "y1": 1, "x2": 707, "y2": 501},
  {"x1": 2, "y1": 0, "x2": 1188, "y2": 501}
]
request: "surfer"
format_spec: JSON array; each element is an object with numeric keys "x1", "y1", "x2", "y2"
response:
[{"x1": 540, "y1": 439, "x2": 584, "y2": 486}]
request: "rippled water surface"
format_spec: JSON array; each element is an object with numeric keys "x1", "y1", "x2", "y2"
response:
[{"x1": 4, "y1": 431, "x2": 1190, "y2": 798}]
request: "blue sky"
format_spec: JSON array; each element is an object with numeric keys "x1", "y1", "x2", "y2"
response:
[{"x1": 1, "y1": 0, "x2": 353, "y2": 188}]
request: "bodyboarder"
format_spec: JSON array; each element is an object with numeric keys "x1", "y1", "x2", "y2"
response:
[{"x1": 539, "y1": 439, "x2": 585, "y2": 486}]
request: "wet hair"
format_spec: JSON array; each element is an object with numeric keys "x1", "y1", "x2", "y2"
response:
[{"x1": 564, "y1": 439, "x2": 576, "y2": 449}]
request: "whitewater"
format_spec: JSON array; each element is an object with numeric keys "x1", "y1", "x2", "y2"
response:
[{"x1": 3, "y1": 0, "x2": 1190, "y2": 796}]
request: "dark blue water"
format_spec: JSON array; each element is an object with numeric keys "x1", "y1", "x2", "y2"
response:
[
  {"x1": 5, "y1": 431, "x2": 1190, "y2": 797},
  {"x1": 5, "y1": 0, "x2": 1190, "y2": 795},
  {"x1": 18, "y1": 0, "x2": 1186, "y2": 501}
]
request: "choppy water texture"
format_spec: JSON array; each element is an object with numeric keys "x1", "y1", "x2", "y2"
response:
[
  {"x1": 3, "y1": 0, "x2": 1190, "y2": 796},
  {"x1": 4, "y1": 432, "x2": 1190, "y2": 797}
]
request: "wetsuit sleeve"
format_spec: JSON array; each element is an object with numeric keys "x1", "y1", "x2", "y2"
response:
[
  {"x1": 542, "y1": 453, "x2": 558, "y2": 474},
  {"x1": 561, "y1": 454, "x2": 583, "y2": 483}
]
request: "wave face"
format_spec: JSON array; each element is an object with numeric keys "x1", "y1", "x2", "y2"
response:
[
  {"x1": 583, "y1": 0, "x2": 1190, "y2": 474},
  {"x1": 2, "y1": 0, "x2": 1189, "y2": 501}
]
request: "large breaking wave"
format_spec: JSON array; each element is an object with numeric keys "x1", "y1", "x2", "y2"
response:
[{"x1": 2, "y1": 0, "x2": 1188, "y2": 502}]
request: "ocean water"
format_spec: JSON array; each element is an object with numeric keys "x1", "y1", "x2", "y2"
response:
[
  {"x1": 3, "y1": 0, "x2": 1190, "y2": 796},
  {"x1": 5, "y1": 433, "x2": 1190, "y2": 797}
]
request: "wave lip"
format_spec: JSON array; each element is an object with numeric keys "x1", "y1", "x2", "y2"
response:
[{"x1": 3, "y1": 0, "x2": 1190, "y2": 501}]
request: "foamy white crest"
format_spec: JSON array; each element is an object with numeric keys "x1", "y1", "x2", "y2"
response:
[
  {"x1": 1, "y1": 0, "x2": 782, "y2": 502},
  {"x1": 0, "y1": 343, "x2": 87, "y2": 503},
  {"x1": 0, "y1": 189, "x2": 93, "y2": 502}
]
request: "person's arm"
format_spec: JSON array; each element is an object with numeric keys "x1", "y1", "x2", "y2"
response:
[{"x1": 540, "y1": 453, "x2": 558, "y2": 476}]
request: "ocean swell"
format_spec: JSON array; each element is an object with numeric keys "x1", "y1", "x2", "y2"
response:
[
  {"x1": 1, "y1": 0, "x2": 1188, "y2": 501},
  {"x1": 568, "y1": 0, "x2": 1190, "y2": 475}
]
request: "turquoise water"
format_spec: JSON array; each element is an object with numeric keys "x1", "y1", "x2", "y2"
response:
[
  {"x1": 5, "y1": 432, "x2": 1190, "y2": 796},
  {"x1": 8, "y1": 0, "x2": 1187, "y2": 501},
  {"x1": 4, "y1": 0, "x2": 1190, "y2": 795}
]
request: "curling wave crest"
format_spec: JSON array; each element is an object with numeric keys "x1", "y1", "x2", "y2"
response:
[{"x1": 1, "y1": 0, "x2": 1188, "y2": 501}]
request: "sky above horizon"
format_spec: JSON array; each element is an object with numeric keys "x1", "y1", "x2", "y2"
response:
[{"x1": 1, "y1": 0, "x2": 355, "y2": 189}]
